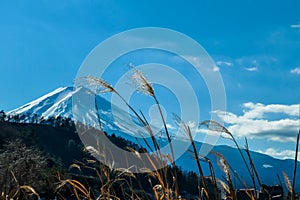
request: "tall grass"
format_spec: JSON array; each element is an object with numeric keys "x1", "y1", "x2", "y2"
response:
[
  {"x1": 199, "y1": 155, "x2": 219, "y2": 200},
  {"x1": 213, "y1": 151, "x2": 235, "y2": 200},
  {"x1": 131, "y1": 68, "x2": 179, "y2": 196},
  {"x1": 64, "y1": 70, "x2": 300, "y2": 200},
  {"x1": 200, "y1": 120, "x2": 260, "y2": 193},
  {"x1": 173, "y1": 113, "x2": 209, "y2": 199},
  {"x1": 75, "y1": 73, "x2": 180, "y2": 199},
  {"x1": 244, "y1": 138, "x2": 259, "y2": 200},
  {"x1": 292, "y1": 130, "x2": 300, "y2": 199}
]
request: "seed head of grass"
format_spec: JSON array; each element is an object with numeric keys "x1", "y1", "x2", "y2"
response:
[
  {"x1": 199, "y1": 120, "x2": 232, "y2": 137},
  {"x1": 69, "y1": 163, "x2": 82, "y2": 172},
  {"x1": 19, "y1": 185, "x2": 40, "y2": 199},
  {"x1": 113, "y1": 167, "x2": 136, "y2": 179},
  {"x1": 173, "y1": 113, "x2": 190, "y2": 136},
  {"x1": 74, "y1": 76, "x2": 115, "y2": 94},
  {"x1": 213, "y1": 151, "x2": 235, "y2": 199},
  {"x1": 217, "y1": 179, "x2": 230, "y2": 194},
  {"x1": 131, "y1": 67, "x2": 154, "y2": 97},
  {"x1": 213, "y1": 152, "x2": 230, "y2": 179},
  {"x1": 84, "y1": 145, "x2": 100, "y2": 155},
  {"x1": 283, "y1": 171, "x2": 292, "y2": 193},
  {"x1": 56, "y1": 179, "x2": 91, "y2": 199},
  {"x1": 126, "y1": 147, "x2": 141, "y2": 159}
]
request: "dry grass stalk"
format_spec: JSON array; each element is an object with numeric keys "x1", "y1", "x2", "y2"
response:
[
  {"x1": 73, "y1": 70, "x2": 284, "y2": 200},
  {"x1": 173, "y1": 114, "x2": 209, "y2": 199},
  {"x1": 244, "y1": 189, "x2": 255, "y2": 200},
  {"x1": 76, "y1": 74, "x2": 168, "y2": 165},
  {"x1": 245, "y1": 138, "x2": 261, "y2": 186},
  {"x1": 6, "y1": 170, "x2": 41, "y2": 200},
  {"x1": 200, "y1": 120, "x2": 254, "y2": 189},
  {"x1": 69, "y1": 163, "x2": 82, "y2": 171},
  {"x1": 292, "y1": 129, "x2": 299, "y2": 200},
  {"x1": 75, "y1": 76, "x2": 114, "y2": 93},
  {"x1": 139, "y1": 110, "x2": 163, "y2": 160},
  {"x1": 199, "y1": 156, "x2": 219, "y2": 199},
  {"x1": 134, "y1": 115, "x2": 174, "y2": 197},
  {"x1": 283, "y1": 171, "x2": 292, "y2": 196},
  {"x1": 19, "y1": 185, "x2": 41, "y2": 199},
  {"x1": 76, "y1": 74, "x2": 178, "y2": 198},
  {"x1": 131, "y1": 67, "x2": 154, "y2": 97},
  {"x1": 138, "y1": 147, "x2": 167, "y2": 191},
  {"x1": 245, "y1": 138, "x2": 259, "y2": 200},
  {"x1": 217, "y1": 179, "x2": 230, "y2": 195},
  {"x1": 213, "y1": 151, "x2": 235, "y2": 200},
  {"x1": 59, "y1": 138, "x2": 138, "y2": 200},
  {"x1": 76, "y1": 76, "x2": 164, "y2": 168},
  {"x1": 79, "y1": 75, "x2": 166, "y2": 173},
  {"x1": 130, "y1": 67, "x2": 179, "y2": 196},
  {"x1": 56, "y1": 179, "x2": 92, "y2": 200},
  {"x1": 126, "y1": 147, "x2": 142, "y2": 159},
  {"x1": 113, "y1": 167, "x2": 136, "y2": 179},
  {"x1": 75, "y1": 76, "x2": 145, "y2": 130}
]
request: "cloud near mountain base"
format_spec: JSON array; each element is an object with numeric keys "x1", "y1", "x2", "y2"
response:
[{"x1": 212, "y1": 102, "x2": 299, "y2": 142}]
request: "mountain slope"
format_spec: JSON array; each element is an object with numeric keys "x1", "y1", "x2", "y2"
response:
[
  {"x1": 8, "y1": 86, "x2": 143, "y2": 138},
  {"x1": 8, "y1": 87, "x2": 74, "y2": 120}
]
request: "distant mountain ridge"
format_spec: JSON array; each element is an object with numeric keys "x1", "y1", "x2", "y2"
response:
[{"x1": 6, "y1": 86, "x2": 300, "y2": 190}]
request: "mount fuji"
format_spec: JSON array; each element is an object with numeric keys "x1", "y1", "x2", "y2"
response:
[
  {"x1": 6, "y1": 86, "x2": 300, "y2": 190},
  {"x1": 7, "y1": 86, "x2": 153, "y2": 138},
  {"x1": 8, "y1": 87, "x2": 74, "y2": 120}
]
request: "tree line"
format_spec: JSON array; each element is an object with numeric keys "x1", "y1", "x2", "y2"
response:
[{"x1": 0, "y1": 110, "x2": 74, "y2": 127}]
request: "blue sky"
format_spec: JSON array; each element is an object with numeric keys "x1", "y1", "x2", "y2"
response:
[{"x1": 0, "y1": 0, "x2": 300, "y2": 159}]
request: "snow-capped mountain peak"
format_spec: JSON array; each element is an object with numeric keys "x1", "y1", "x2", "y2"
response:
[{"x1": 8, "y1": 87, "x2": 74, "y2": 119}]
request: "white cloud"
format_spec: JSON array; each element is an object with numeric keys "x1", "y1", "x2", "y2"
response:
[
  {"x1": 187, "y1": 121, "x2": 196, "y2": 128},
  {"x1": 245, "y1": 67, "x2": 258, "y2": 72},
  {"x1": 236, "y1": 57, "x2": 279, "y2": 72},
  {"x1": 290, "y1": 24, "x2": 300, "y2": 28},
  {"x1": 236, "y1": 56, "x2": 277, "y2": 71},
  {"x1": 166, "y1": 123, "x2": 176, "y2": 130},
  {"x1": 262, "y1": 164, "x2": 273, "y2": 168},
  {"x1": 257, "y1": 148, "x2": 299, "y2": 161},
  {"x1": 184, "y1": 55, "x2": 220, "y2": 73},
  {"x1": 242, "y1": 102, "x2": 299, "y2": 118},
  {"x1": 245, "y1": 60, "x2": 259, "y2": 72},
  {"x1": 290, "y1": 67, "x2": 300, "y2": 74},
  {"x1": 212, "y1": 102, "x2": 299, "y2": 142},
  {"x1": 216, "y1": 61, "x2": 233, "y2": 67},
  {"x1": 212, "y1": 65, "x2": 220, "y2": 72}
]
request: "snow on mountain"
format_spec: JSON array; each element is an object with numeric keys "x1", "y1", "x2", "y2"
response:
[
  {"x1": 7, "y1": 86, "x2": 300, "y2": 190},
  {"x1": 8, "y1": 87, "x2": 74, "y2": 119},
  {"x1": 7, "y1": 86, "x2": 147, "y2": 138}
]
